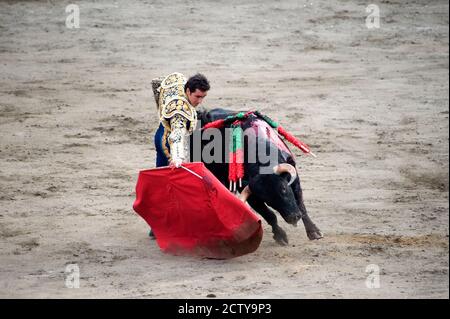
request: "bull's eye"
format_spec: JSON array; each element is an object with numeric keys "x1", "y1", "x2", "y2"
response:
[{"x1": 281, "y1": 187, "x2": 287, "y2": 194}]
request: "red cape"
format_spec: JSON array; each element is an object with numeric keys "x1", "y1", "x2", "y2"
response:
[{"x1": 133, "y1": 162, "x2": 263, "y2": 259}]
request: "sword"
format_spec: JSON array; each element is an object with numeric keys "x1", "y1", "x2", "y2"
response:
[{"x1": 179, "y1": 165, "x2": 203, "y2": 180}]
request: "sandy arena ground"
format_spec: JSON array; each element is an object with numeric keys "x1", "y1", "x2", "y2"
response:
[{"x1": 0, "y1": 0, "x2": 448, "y2": 298}]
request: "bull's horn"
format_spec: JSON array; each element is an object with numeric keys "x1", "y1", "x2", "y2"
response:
[
  {"x1": 239, "y1": 185, "x2": 252, "y2": 202},
  {"x1": 273, "y1": 163, "x2": 297, "y2": 186}
]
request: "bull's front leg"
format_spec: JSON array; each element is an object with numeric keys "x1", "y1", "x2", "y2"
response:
[
  {"x1": 295, "y1": 186, "x2": 323, "y2": 240},
  {"x1": 247, "y1": 196, "x2": 289, "y2": 246},
  {"x1": 302, "y1": 212, "x2": 323, "y2": 240}
]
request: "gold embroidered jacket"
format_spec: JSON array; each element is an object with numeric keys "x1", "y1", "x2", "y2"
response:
[{"x1": 151, "y1": 72, "x2": 197, "y2": 163}]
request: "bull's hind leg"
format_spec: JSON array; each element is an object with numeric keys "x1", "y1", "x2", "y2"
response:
[
  {"x1": 302, "y1": 213, "x2": 323, "y2": 240},
  {"x1": 247, "y1": 196, "x2": 289, "y2": 246}
]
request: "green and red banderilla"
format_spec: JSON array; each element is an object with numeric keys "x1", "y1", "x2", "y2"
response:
[{"x1": 202, "y1": 110, "x2": 316, "y2": 192}]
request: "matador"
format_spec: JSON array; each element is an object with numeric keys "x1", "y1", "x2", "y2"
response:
[{"x1": 151, "y1": 72, "x2": 210, "y2": 168}]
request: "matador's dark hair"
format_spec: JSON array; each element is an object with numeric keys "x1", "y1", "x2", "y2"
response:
[{"x1": 185, "y1": 73, "x2": 210, "y2": 93}]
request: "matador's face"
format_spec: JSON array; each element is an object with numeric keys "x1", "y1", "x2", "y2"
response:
[{"x1": 186, "y1": 88, "x2": 207, "y2": 107}]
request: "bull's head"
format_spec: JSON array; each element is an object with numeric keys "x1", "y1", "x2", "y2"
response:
[{"x1": 240, "y1": 163, "x2": 303, "y2": 226}]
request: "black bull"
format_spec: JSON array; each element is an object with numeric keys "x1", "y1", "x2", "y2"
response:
[{"x1": 189, "y1": 108, "x2": 323, "y2": 245}]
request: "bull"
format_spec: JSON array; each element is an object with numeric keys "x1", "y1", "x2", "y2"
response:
[{"x1": 190, "y1": 108, "x2": 323, "y2": 245}]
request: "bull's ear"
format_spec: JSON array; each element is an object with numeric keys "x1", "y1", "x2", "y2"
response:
[
  {"x1": 279, "y1": 172, "x2": 292, "y2": 183},
  {"x1": 291, "y1": 177, "x2": 301, "y2": 206},
  {"x1": 273, "y1": 170, "x2": 295, "y2": 186}
]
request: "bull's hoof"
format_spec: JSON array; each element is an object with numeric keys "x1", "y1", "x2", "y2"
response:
[
  {"x1": 306, "y1": 229, "x2": 323, "y2": 240},
  {"x1": 148, "y1": 229, "x2": 156, "y2": 240},
  {"x1": 273, "y1": 227, "x2": 289, "y2": 246},
  {"x1": 303, "y1": 219, "x2": 323, "y2": 240}
]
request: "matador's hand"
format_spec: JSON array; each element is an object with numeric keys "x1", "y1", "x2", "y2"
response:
[{"x1": 169, "y1": 158, "x2": 183, "y2": 168}]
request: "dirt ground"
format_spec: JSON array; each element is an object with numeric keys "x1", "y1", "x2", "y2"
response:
[{"x1": 0, "y1": 0, "x2": 448, "y2": 298}]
